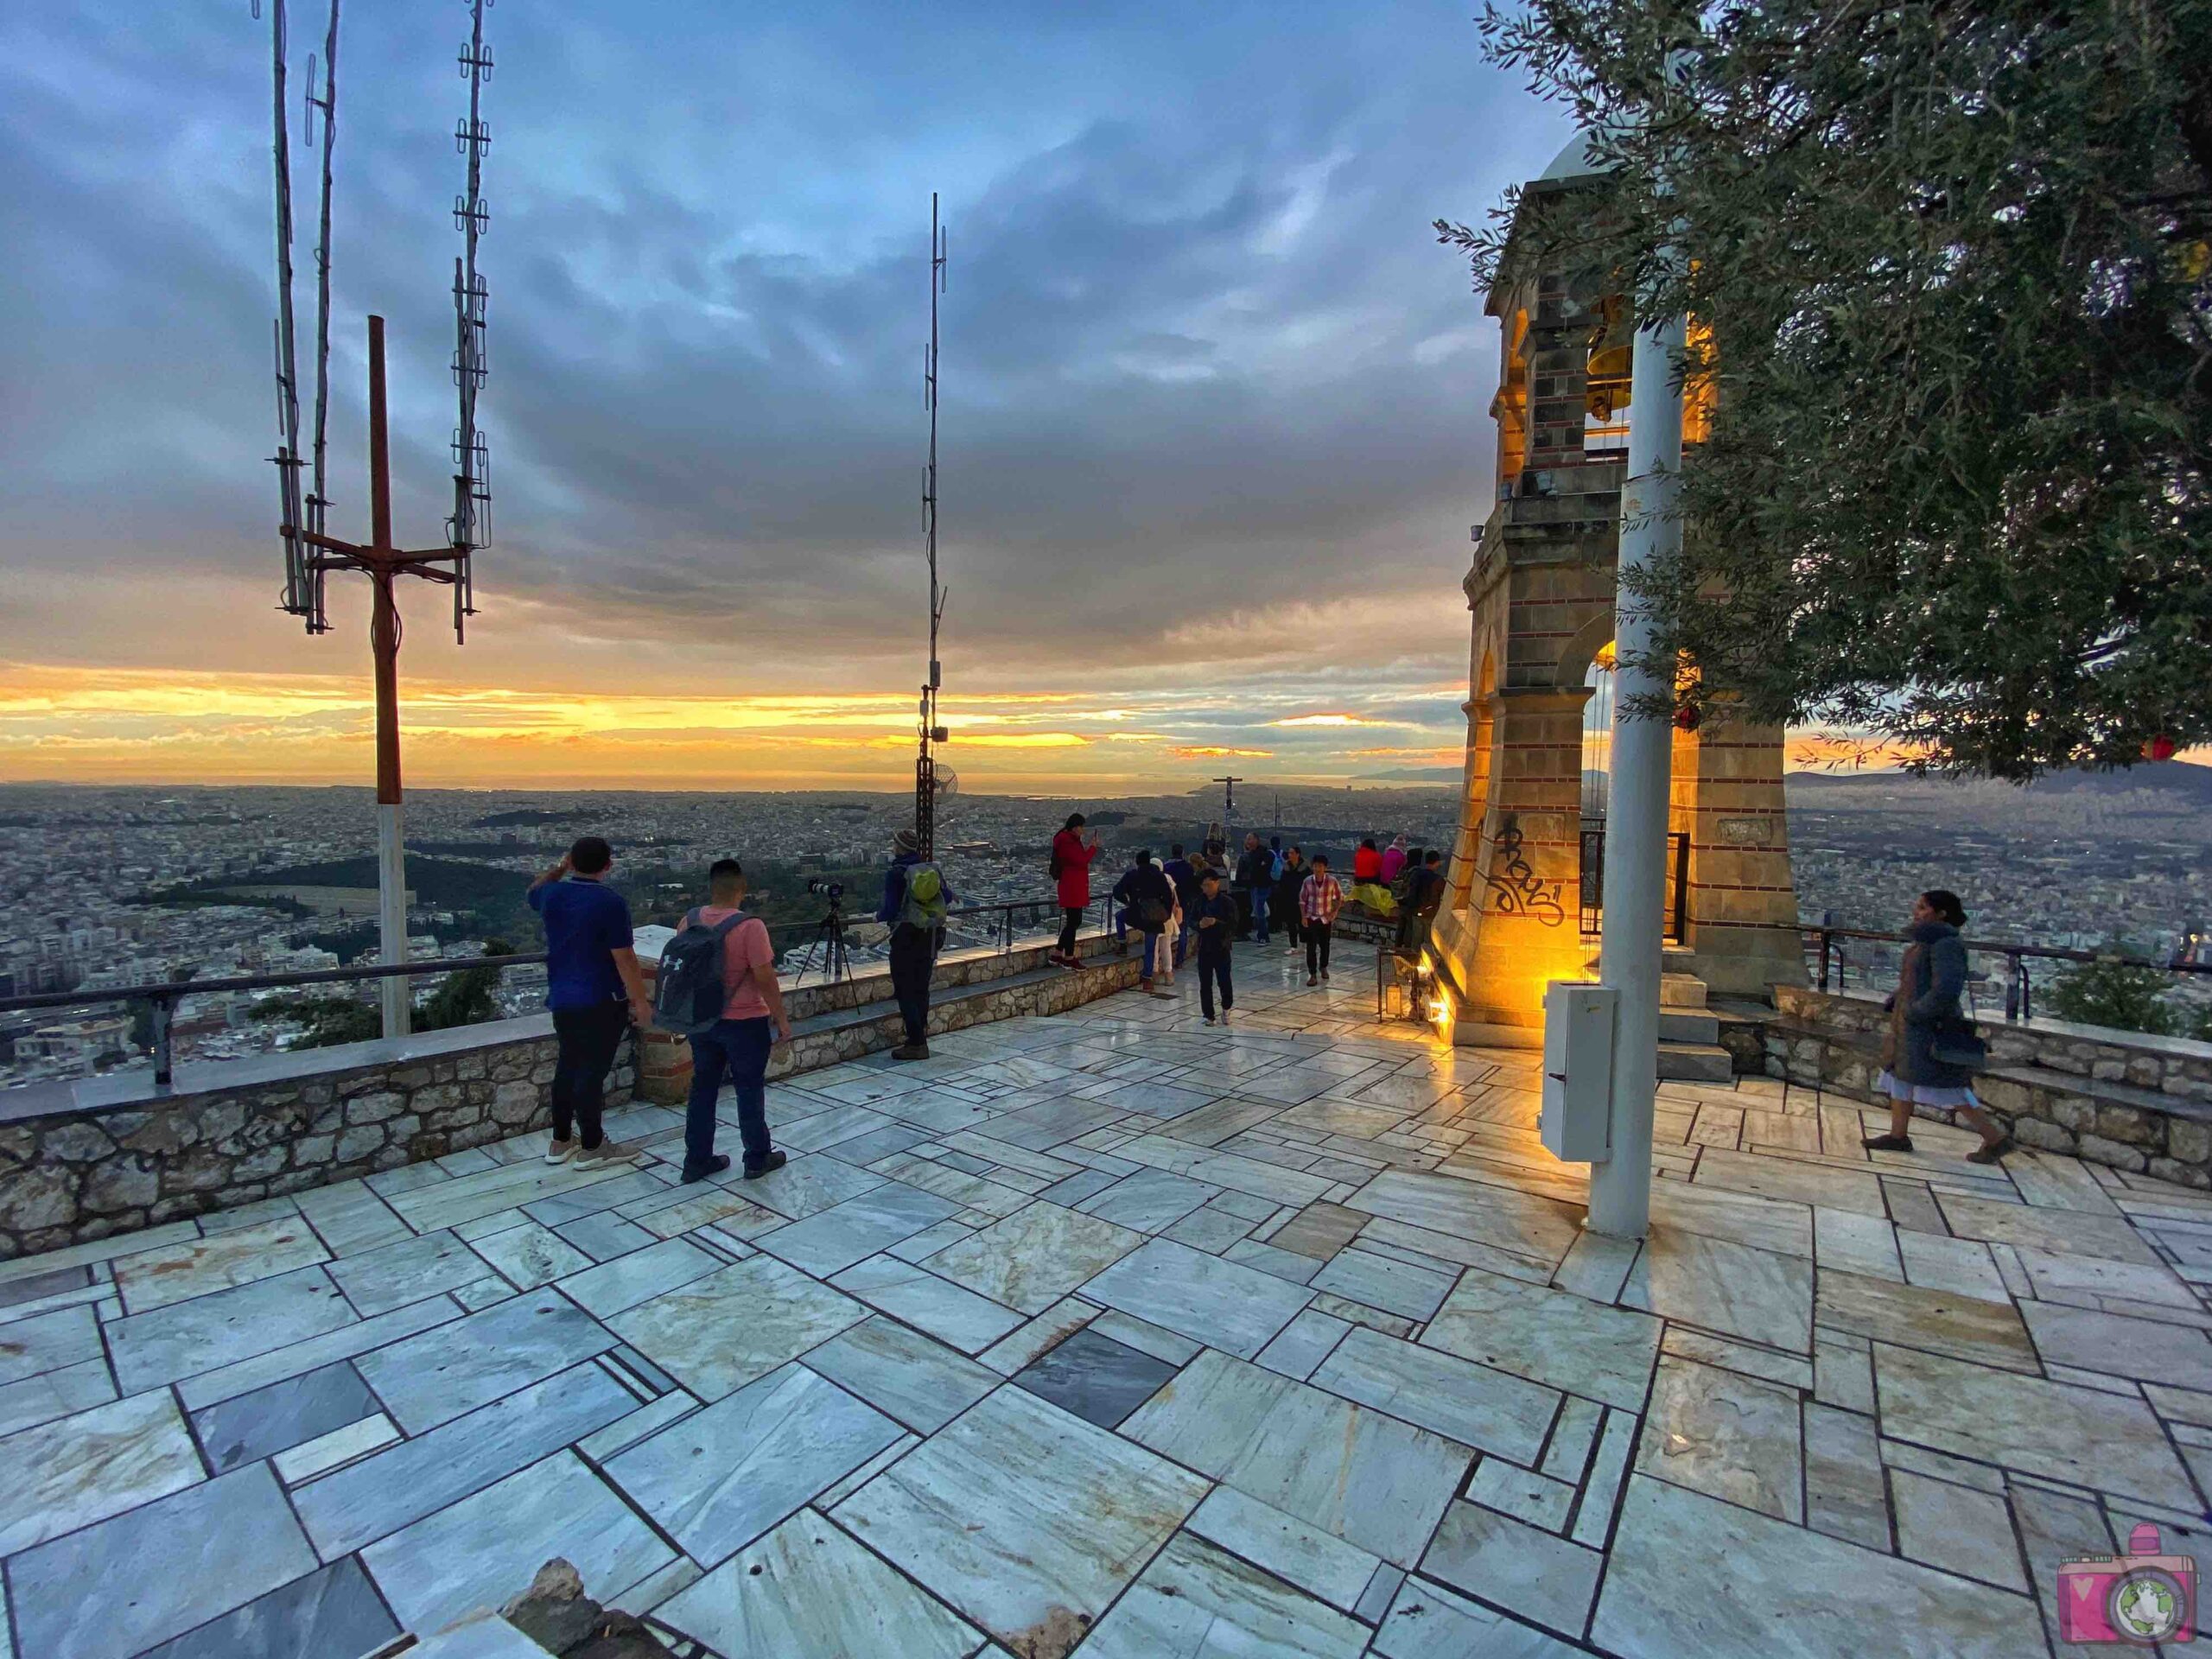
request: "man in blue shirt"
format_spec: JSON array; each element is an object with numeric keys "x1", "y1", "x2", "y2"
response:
[{"x1": 526, "y1": 836, "x2": 652, "y2": 1167}]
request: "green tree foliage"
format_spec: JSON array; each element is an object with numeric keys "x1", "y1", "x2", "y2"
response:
[
  {"x1": 1439, "y1": 1, "x2": 2212, "y2": 779},
  {"x1": 2044, "y1": 950, "x2": 2181, "y2": 1036},
  {"x1": 254, "y1": 940, "x2": 515, "y2": 1049}
]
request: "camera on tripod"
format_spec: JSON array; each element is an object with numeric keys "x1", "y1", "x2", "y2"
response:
[{"x1": 805, "y1": 879, "x2": 844, "y2": 903}]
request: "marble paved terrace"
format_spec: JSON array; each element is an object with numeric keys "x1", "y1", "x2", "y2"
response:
[{"x1": 5, "y1": 957, "x2": 2212, "y2": 1659}]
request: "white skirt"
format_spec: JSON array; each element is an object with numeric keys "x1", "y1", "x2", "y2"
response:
[{"x1": 1876, "y1": 1069, "x2": 1980, "y2": 1110}]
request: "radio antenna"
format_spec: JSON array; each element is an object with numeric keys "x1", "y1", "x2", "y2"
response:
[
  {"x1": 915, "y1": 192, "x2": 949, "y2": 857},
  {"x1": 264, "y1": 0, "x2": 309, "y2": 620},
  {"x1": 448, "y1": 0, "x2": 493, "y2": 637},
  {"x1": 303, "y1": 0, "x2": 341, "y2": 615}
]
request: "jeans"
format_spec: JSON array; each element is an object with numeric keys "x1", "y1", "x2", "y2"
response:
[
  {"x1": 889, "y1": 923, "x2": 936, "y2": 1046},
  {"x1": 687, "y1": 1015, "x2": 773, "y2": 1170},
  {"x1": 1057, "y1": 906, "x2": 1084, "y2": 956},
  {"x1": 1249, "y1": 887, "x2": 1269, "y2": 944},
  {"x1": 1305, "y1": 922, "x2": 1333, "y2": 978},
  {"x1": 550, "y1": 1001, "x2": 628, "y2": 1150},
  {"x1": 1198, "y1": 952, "x2": 1234, "y2": 1020},
  {"x1": 1141, "y1": 931, "x2": 1166, "y2": 979}
]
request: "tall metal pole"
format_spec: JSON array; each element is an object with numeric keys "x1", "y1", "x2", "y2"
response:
[
  {"x1": 1586, "y1": 307, "x2": 1686, "y2": 1239},
  {"x1": 916, "y1": 192, "x2": 947, "y2": 856},
  {"x1": 366, "y1": 316, "x2": 410, "y2": 1039}
]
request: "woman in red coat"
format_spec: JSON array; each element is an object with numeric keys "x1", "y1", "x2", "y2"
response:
[{"x1": 1051, "y1": 813, "x2": 1101, "y2": 965}]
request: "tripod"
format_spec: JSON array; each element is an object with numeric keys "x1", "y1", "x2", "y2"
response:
[{"x1": 789, "y1": 900, "x2": 852, "y2": 986}]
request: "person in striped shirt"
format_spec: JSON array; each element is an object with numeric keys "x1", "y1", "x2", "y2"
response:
[{"x1": 1300, "y1": 855, "x2": 1344, "y2": 986}]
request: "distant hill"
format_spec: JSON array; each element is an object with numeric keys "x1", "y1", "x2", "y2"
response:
[{"x1": 1788, "y1": 762, "x2": 2212, "y2": 806}]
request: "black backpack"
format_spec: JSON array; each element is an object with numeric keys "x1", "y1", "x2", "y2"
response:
[{"x1": 652, "y1": 909, "x2": 747, "y2": 1035}]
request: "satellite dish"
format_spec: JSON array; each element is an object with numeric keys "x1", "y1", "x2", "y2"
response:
[{"x1": 934, "y1": 766, "x2": 960, "y2": 800}]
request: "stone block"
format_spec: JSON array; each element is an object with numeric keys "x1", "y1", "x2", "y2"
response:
[
  {"x1": 2149, "y1": 1159, "x2": 2212, "y2": 1191},
  {"x1": 200, "y1": 1103, "x2": 247, "y2": 1142},
  {"x1": 292, "y1": 1134, "x2": 334, "y2": 1166},
  {"x1": 335, "y1": 1126, "x2": 385, "y2": 1162},
  {"x1": 121, "y1": 1113, "x2": 199, "y2": 1155},
  {"x1": 43, "y1": 1122, "x2": 117, "y2": 1163},
  {"x1": 166, "y1": 1150, "x2": 235, "y2": 1193},
  {"x1": 2050, "y1": 1096, "x2": 2097, "y2": 1133},
  {"x1": 2075, "y1": 1134, "x2": 2147, "y2": 1173},
  {"x1": 2091, "y1": 1059, "x2": 2127, "y2": 1083},
  {"x1": 391, "y1": 1065, "x2": 432, "y2": 1090},
  {"x1": 1975, "y1": 1077, "x2": 2031, "y2": 1115},
  {"x1": 413, "y1": 1084, "x2": 462, "y2": 1114},
  {"x1": 347, "y1": 1091, "x2": 405, "y2": 1126},
  {"x1": 0, "y1": 1162, "x2": 79, "y2": 1232},
  {"x1": 83, "y1": 1155, "x2": 161, "y2": 1213},
  {"x1": 2094, "y1": 1105, "x2": 2158, "y2": 1147},
  {"x1": 2013, "y1": 1117, "x2": 2074, "y2": 1153},
  {"x1": 2172, "y1": 1122, "x2": 2212, "y2": 1165},
  {"x1": 233, "y1": 1146, "x2": 289, "y2": 1182},
  {"x1": 2127, "y1": 1058, "x2": 2164, "y2": 1089}
]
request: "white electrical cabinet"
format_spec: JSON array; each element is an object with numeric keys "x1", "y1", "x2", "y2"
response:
[{"x1": 1541, "y1": 981, "x2": 1616, "y2": 1163}]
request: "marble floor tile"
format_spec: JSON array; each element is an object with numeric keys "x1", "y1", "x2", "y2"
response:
[
  {"x1": 800, "y1": 1315, "x2": 997, "y2": 1433},
  {"x1": 819, "y1": 1120, "x2": 934, "y2": 1167},
  {"x1": 108, "y1": 1265, "x2": 356, "y2": 1394},
  {"x1": 353, "y1": 1287, "x2": 613, "y2": 1432},
  {"x1": 1349, "y1": 1071, "x2": 1457, "y2": 1114},
  {"x1": 653, "y1": 1510, "x2": 981, "y2": 1659},
  {"x1": 190, "y1": 1358, "x2": 378, "y2": 1473},
  {"x1": 1161, "y1": 1096, "x2": 1287, "y2": 1148},
  {"x1": 553, "y1": 1212, "x2": 658, "y2": 1262},
  {"x1": 1163, "y1": 1204, "x2": 1257, "y2": 1252},
  {"x1": 1309, "y1": 1247, "x2": 1455, "y2": 1320},
  {"x1": 1815, "y1": 1268, "x2": 2037, "y2": 1372},
  {"x1": 1468, "y1": 1457, "x2": 1576, "y2": 1529},
  {"x1": 1081, "y1": 1531, "x2": 1369, "y2": 1658},
  {"x1": 1592, "y1": 1474, "x2": 2044, "y2": 1658},
  {"x1": 362, "y1": 1452, "x2": 675, "y2": 1636},
  {"x1": 1425, "y1": 1267, "x2": 1661, "y2": 1413},
  {"x1": 295, "y1": 1180, "x2": 413, "y2": 1257},
  {"x1": 520, "y1": 1168, "x2": 672, "y2": 1229},
  {"x1": 1115, "y1": 1134, "x2": 1337, "y2": 1207},
  {"x1": 1421, "y1": 1500, "x2": 1602, "y2": 1638},
  {"x1": 1185, "y1": 1485, "x2": 1380, "y2": 1611},
  {"x1": 1096, "y1": 1079, "x2": 1223, "y2": 1120},
  {"x1": 0, "y1": 1354, "x2": 118, "y2": 1438},
  {"x1": 1011, "y1": 1326, "x2": 1177, "y2": 1427},
  {"x1": 778, "y1": 1101, "x2": 900, "y2": 1152},
  {"x1": 556, "y1": 1236, "x2": 721, "y2": 1319},
  {"x1": 2016, "y1": 1243, "x2": 2196, "y2": 1308},
  {"x1": 1370, "y1": 1574, "x2": 1586, "y2": 1659},
  {"x1": 0, "y1": 1303, "x2": 101, "y2": 1387},
  {"x1": 755, "y1": 1181, "x2": 964, "y2": 1278},
  {"x1": 982, "y1": 1096, "x2": 1127, "y2": 1153},
  {"x1": 1311, "y1": 1326, "x2": 1558, "y2": 1463},
  {"x1": 884, "y1": 1090, "x2": 1006, "y2": 1136},
  {"x1": 1081, "y1": 1236, "x2": 1315, "y2": 1357},
  {"x1": 327, "y1": 1230, "x2": 487, "y2": 1318},
  {"x1": 271, "y1": 1411, "x2": 399, "y2": 1484},
  {"x1": 0, "y1": 1388, "x2": 203, "y2": 1558},
  {"x1": 111, "y1": 1216, "x2": 331, "y2": 1314},
  {"x1": 923, "y1": 1201, "x2": 1144, "y2": 1315},
  {"x1": 1891, "y1": 1467, "x2": 2026, "y2": 1590},
  {"x1": 292, "y1": 1363, "x2": 635, "y2": 1556},
  {"x1": 391, "y1": 1159, "x2": 648, "y2": 1236},
  {"x1": 1258, "y1": 1307, "x2": 1353, "y2": 1381},
  {"x1": 740, "y1": 1152, "x2": 887, "y2": 1218},
  {"x1": 174, "y1": 1292, "x2": 455, "y2": 1411},
  {"x1": 608, "y1": 1362, "x2": 901, "y2": 1564},
  {"x1": 1875, "y1": 1341, "x2": 2200, "y2": 1508},
  {"x1": 1344, "y1": 1168, "x2": 1582, "y2": 1264},
  {"x1": 1628, "y1": 1226, "x2": 1813, "y2": 1353},
  {"x1": 834, "y1": 1384, "x2": 1208, "y2": 1653},
  {"x1": 2021, "y1": 1299, "x2": 2212, "y2": 1389},
  {"x1": 608, "y1": 1254, "x2": 865, "y2": 1400},
  {"x1": 464, "y1": 1219, "x2": 594, "y2": 1291},
  {"x1": 1268, "y1": 1200, "x2": 1370, "y2": 1262},
  {"x1": 136, "y1": 1557, "x2": 398, "y2": 1659},
  {"x1": 830, "y1": 1255, "x2": 1027, "y2": 1353},
  {"x1": 1633, "y1": 1355, "x2": 1804, "y2": 1522},
  {"x1": 1896, "y1": 1230, "x2": 2012, "y2": 1303},
  {"x1": 1275, "y1": 1097, "x2": 1408, "y2": 1139},
  {"x1": 1646, "y1": 1177, "x2": 1814, "y2": 1257},
  {"x1": 1802, "y1": 1400, "x2": 1889, "y2": 1548},
  {"x1": 1935, "y1": 1189, "x2": 2164, "y2": 1266},
  {"x1": 1076, "y1": 1167, "x2": 1218, "y2": 1233},
  {"x1": 1693, "y1": 1147, "x2": 1887, "y2": 1217},
  {"x1": 9, "y1": 1463, "x2": 316, "y2": 1659}
]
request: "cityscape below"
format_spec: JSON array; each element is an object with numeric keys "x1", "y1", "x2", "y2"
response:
[{"x1": 3, "y1": 764, "x2": 2206, "y2": 1090}]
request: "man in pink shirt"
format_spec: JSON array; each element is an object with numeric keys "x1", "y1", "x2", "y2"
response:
[{"x1": 678, "y1": 858, "x2": 792, "y2": 1182}]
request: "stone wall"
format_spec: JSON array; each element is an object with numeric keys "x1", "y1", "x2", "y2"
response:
[
  {"x1": 1758, "y1": 983, "x2": 2212, "y2": 1186},
  {"x1": 0, "y1": 938, "x2": 1133, "y2": 1260}
]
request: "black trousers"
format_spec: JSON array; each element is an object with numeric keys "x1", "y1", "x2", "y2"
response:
[
  {"x1": 550, "y1": 1001, "x2": 628, "y2": 1149},
  {"x1": 1057, "y1": 906, "x2": 1084, "y2": 956},
  {"x1": 889, "y1": 923, "x2": 936, "y2": 1046},
  {"x1": 1277, "y1": 900, "x2": 1303, "y2": 947},
  {"x1": 1305, "y1": 923, "x2": 1333, "y2": 978},
  {"x1": 1198, "y1": 952, "x2": 1234, "y2": 1020}
]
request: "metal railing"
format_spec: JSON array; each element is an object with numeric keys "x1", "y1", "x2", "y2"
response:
[
  {"x1": 1580, "y1": 828, "x2": 1689, "y2": 944},
  {"x1": 1804, "y1": 920, "x2": 2212, "y2": 1025},
  {"x1": 0, "y1": 893, "x2": 1111, "y2": 1089}
]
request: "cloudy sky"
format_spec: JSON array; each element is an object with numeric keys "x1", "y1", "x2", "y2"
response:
[{"x1": 1, "y1": 1, "x2": 1586, "y2": 793}]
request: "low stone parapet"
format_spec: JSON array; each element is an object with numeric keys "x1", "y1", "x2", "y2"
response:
[{"x1": 0, "y1": 933, "x2": 1131, "y2": 1259}]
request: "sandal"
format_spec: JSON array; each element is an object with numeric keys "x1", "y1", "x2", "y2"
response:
[{"x1": 1861, "y1": 1133, "x2": 1915, "y2": 1152}]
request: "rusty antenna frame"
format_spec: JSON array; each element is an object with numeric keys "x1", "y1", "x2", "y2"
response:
[
  {"x1": 258, "y1": 0, "x2": 496, "y2": 1038},
  {"x1": 915, "y1": 192, "x2": 950, "y2": 857}
]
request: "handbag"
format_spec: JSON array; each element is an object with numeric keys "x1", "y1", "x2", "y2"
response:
[{"x1": 1930, "y1": 982, "x2": 1987, "y2": 1070}]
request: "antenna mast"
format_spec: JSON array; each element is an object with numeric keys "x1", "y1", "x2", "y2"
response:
[
  {"x1": 264, "y1": 0, "x2": 309, "y2": 619},
  {"x1": 303, "y1": 0, "x2": 340, "y2": 599},
  {"x1": 448, "y1": 0, "x2": 493, "y2": 637},
  {"x1": 915, "y1": 192, "x2": 949, "y2": 856}
]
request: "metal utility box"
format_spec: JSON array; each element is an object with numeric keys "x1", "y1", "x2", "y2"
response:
[{"x1": 1541, "y1": 981, "x2": 1616, "y2": 1163}]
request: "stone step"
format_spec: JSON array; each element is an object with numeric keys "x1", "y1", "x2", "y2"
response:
[
  {"x1": 1657, "y1": 1041, "x2": 1734, "y2": 1084},
  {"x1": 1659, "y1": 1008, "x2": 1720, "y2": 1045},
  {"x1": 1661, "y1": 973, "x2": 1708, "y2": 1010}
]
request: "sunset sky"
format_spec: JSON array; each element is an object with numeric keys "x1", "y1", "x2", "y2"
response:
[{"x1": 0, "y1": 3, "x2": 1605, "y2": 792}]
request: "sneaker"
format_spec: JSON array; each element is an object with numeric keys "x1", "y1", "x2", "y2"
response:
[
  {"x1": 1220, "y1": 1010, "x2": 1232, "y2": 1026},
  {"x1": 1861, "y1": 1133, "x2": 1914, "y2": 1153},
  {"x1": 1967, "y1": 1135, "x2": 2017, "y2": 1166},
  {"x1": 682, "y1": 1153, "x2": 732, "y2": 1184},
  {"x1": 543, "y1": 1138, "x2": 575, "y2": 1166},
  {"x1": 890, "y1": 1043, "x2": 930, "y2": 1062},
  {"x1": 743, "y1": 1149, "x2": 789, "y2": 1180},
  {"x1": 573, "y1": 1141, "x2": 614, "y2": 1170}
]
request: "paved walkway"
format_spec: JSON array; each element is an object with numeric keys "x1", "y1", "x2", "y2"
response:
[{"x1": 3, "y1": 950, "x2": 2209, "y2": 1657}]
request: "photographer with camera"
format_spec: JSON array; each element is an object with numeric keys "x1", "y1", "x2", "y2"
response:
[{"x1": 878, "y1": 827, "x2": 951, "y2": 1060}]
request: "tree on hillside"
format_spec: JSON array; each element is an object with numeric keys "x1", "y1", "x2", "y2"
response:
[
  {"x1": 2045, "y1": 948, "x2": 2180, "y2": 1036},
  {"x1": 1438, "y1": 0, "x2": 2212, "y2": 779}
]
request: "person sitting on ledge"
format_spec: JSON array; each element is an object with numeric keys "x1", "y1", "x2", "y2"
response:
[{"x1": 1863, "y1": 888, "x2": 2015, "y2": 1166}]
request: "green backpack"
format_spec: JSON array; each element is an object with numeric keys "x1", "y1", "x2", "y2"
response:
[{"x1": 898, "y1": 861, "x2": 949, "y2": 930}]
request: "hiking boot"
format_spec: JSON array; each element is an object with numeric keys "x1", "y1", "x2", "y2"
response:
[
  {"x1": 743, "y1": 1149, "x2": 789, "y2": 1179},
  {"x1": 891, "y1": 1043, "x2": 930, "y2": 1062},
  {"x1": 543, "y1": 1138, "x2": 575, "y2": 1166},
  {"x1": 681, "y1": 1154, "x2": 732, "y2": 1184},
  {"x1": 1861, "y1": 1133, "x2": 1914, "y2": 1153}
]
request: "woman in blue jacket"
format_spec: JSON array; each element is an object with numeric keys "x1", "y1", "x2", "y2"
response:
[{"x1": 1863, "y1": 889, "x2": 2013, "y2": 1164}]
